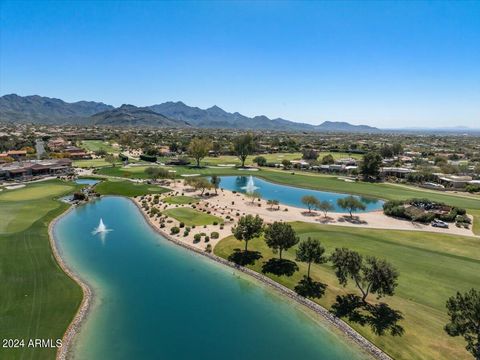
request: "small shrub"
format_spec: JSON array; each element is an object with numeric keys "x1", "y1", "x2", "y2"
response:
[
  {"x1": 204, "y1": 236, "x2": 210, "y2": 243},
  {"x1": 170, "y1": 226, "x2": 180, "y2": 235},
  {"x1": 179, "y1": 222, "x2": 185, "y2": 228},
  {"x1": 205, "y1": 244, "x2": 212, "y2": 253},
  {"x1": 213, "y1": 221, "x2": 218, "y2": 225},
  {"x1": 210, "y1": 232, "x2": 219, "y2": 239},
  {"x1": 193, "y1": 234, "x2": 202, "y2": 243}
]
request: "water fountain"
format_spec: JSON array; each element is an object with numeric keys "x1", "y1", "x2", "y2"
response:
[
  {"x1": 94, "y1": 218, "x2": 107, "y2": 233},
  {"x1": 242, "y1": 176, "x2": 259, "y2": 194},
  {"x1": 92, "y1": 218, "x2": 111, "y2": 243}
]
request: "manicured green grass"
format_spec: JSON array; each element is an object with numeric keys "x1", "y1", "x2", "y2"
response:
[
  {"x1": 0, "y1": 180, "x2": 82, "y2": 360},
  {"x1": 215, "y1": 222, "x2": 480, "y2": 360},
  {"x1": 0, "y1": 181, "x2": 74, "y2": 234},
  {"x1": 163, "y1": 207, "x2": 222, "y2": 226},
  {"x1": 80, "y1": 140, "x2": 118, "y2": 154},
  {"x1": 200, "y1": 152, "x2": 362, "y2": 166},
  {"x1": 163, "y1": 195, "x2": 199, "y2": 205},
  {"x1": 0, "y1": 182, "x2": 72, "y2": 201},
  {"x1": 73, "y1": 158, "x2": 122, "y2": 168},
  {"x1": 94, "y1": 179, "x2": 169, "y2": 197},
  {"x1": 97, "y1": 164, "x2": 245, "y2": 178},
  {"x1": 471, "y1": 209, "x2": 480, "y2": 235}
]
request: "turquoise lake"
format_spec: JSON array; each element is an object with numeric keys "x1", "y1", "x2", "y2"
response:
[
  {"x1": 54, "y1": 197, "x2": 369, "y2": 360},
  {"x1": 218, "y1": 176, "x2": 383, "y2": 212}
]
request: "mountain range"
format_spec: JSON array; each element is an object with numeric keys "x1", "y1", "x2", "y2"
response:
[{"x1": 0, "y1": 94, "x2": 380, "y2": 132}]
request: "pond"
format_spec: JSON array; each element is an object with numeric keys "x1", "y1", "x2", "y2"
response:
[
  {"x1": 54, "y1": 197, "x2": 369, "y2": 360},
  {"x1": 75, "y1": 178, "x2": 101, "y2": 185},
  {"x1": 217, "y1": 176, "x2": 383, "y2": 212}
]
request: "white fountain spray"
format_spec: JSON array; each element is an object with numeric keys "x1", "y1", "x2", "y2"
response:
[
  {"x1": 242, "y1": 176, "x2": 259, "y2": 194},
  {"x1": 96, "y1": 218, "x2": 107, "y2": 233},
  {"x1": 92, "y1": 218, "x2": 112, "y2": 244}
]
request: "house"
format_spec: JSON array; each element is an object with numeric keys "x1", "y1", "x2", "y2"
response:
[
  {"x1": 381, "y1": 167, "x2": 416, "y2": 178},
  {"x1": 63, "y1": 146, "x2": 90, "y2": 159},
  {"x1": 47, "y1": 137, "x2": 68, "y2": 150},
  {"x1": 6, "y1": 150, "x2": 27, "y2": 161},
  {"x1": 435, "y1": 174, "x2": 473, "y2": 189},
  {"x1": 0, "y1": 159, "x2": 73, "y2": 181}
]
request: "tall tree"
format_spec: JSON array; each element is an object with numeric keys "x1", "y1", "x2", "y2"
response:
[
  {"x1": 188, "y1": 138, "x2": 212, "y2": 167},
  {"x1": 264, "y1": 222, "x2": 299, "y2": 259},
  {"x1": 296, "y1": 237, "x2": 326, "y2": 279},
  {"x1": 330, "y1": 248, "x2": 399, "y2": 303},
  {"x1": 302, "y1": 149, "x2": 318, "y2": 161},
  {"x1": 337, "y1": 196, "x2": 366, "y2": 218},
  {"x1": 210, "y1": 175, "x2": 221, "y2": 194},
  {"x1": 318, "y1": 200, "x2": 334, "y2": 218},
  {"x1": 321, "y1": 154, "x2": 335, "y2": 165},
  {"x1": 232, "y1": 215, "x2": 264, "y2": 252},
  {"x1": 360, "y1": 151, "x2": 383, "y2": 180},
  {"x1": 301, "y1": 195, "x2": 319, "y2": 213},
  {"x1": 445, "y1": 289, "x2": 480, "y2": 360},
  {"x1": 233, "y1": 133, "x2": 255, "y2": 167}
]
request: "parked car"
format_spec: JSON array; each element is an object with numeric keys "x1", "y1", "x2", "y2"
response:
[{"x1": 432, "y1": 219, "x2": 449, "y2": 228}]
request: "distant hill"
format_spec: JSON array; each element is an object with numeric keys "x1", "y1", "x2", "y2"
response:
[
  {"x1": 0, "y1": 94, "x2": 380, "y2": 132},
  {"x1": 90, "y1": 104, "x2": 191, "y2": 127},
  {"x1": 0, "y1": 94, "x2": 113, "y2": 124},
  {"x1": 149, "y1": 102, "x2": 379, "y2": 132},
  {"x1": 315, "y1": 121, "x2": 379, "y2": 133}
]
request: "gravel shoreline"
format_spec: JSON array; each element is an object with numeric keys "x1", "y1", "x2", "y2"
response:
[
  {"x1": 50, "y1": 197, "x2": 393, "y2": 360},
  {"x1": 48, "y1": 206, "x2": 93, "y2": 360},
  {"x1": 133, "y1": 199, "x2": 393, "y2": 360}
]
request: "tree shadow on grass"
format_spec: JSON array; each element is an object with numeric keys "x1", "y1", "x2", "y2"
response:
[
  {"x1": 261, "y1": 258, "x2": 299, "y2": 276},
  {"x1": 364, "y1": 302, "x2": 405, "y2": 336},
  {"x1": 294, "y1": 276, "x2": 327, "y2": 299},
  {"x1": 331, "y1": 294, "x2": 404, "y2": 336},
  {"x1": 228, "y1": 249, "x2": 263, "y2": 266}
]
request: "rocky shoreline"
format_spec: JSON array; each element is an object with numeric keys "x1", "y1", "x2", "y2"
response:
[
  {"x1": 132, "y1": 199, "x2": 393, "y2": 360},
  {"x1": 48, "y1": 206, "x2": 93, "y2": 360}
]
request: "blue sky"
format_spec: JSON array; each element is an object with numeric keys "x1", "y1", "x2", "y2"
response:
[{"x1": 1, "y1": 1, "x2": 479, "y2": 128}]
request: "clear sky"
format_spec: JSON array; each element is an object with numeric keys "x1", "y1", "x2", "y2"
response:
[{"x1": 1, "y1": 1, "x2": 479, "y2": 128}]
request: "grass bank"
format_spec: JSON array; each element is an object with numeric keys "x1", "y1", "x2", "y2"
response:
[
  {"x1": 94, "y1": 179, "x2": 169, "y2": 197},
  {"x1": 214, "y1": 222, "x2": 480, "y2": 360},
  {"x1": 163, "y1": 207, "x2": 222, "y2": 226},
  {"x1": 0, "y1": 180, "x2": 83, "y2": 360}
]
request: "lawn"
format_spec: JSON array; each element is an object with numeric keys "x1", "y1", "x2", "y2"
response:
[
  {"x1": 94, "y1": 179, "x2": 169, "y2": 197},
  {"x1": 0, "y1": 180, "x2": 83, "y2": 360},
  {"x1": 201, "y1": 152, "x2": 363, "y2": 166},
  {"x1": 163, "y1": 207, "x2": 223, "y2": 226},
  {"x1": 214, "y1": 222, "x2": 480, "y2": 360},
  {"x1": 73, "y1": 158, "x2": 122, "y2": 168},
  {"x1": 0, "y1": 181, "x2": 74, "y2": 234},
  {"x1": 163, "y1": 195, "x2": 199, "y2": 205},
  {"x1": 80, "y1": 140, "x2": 118, "y2": 154},
  {"x1": 471, "y1": 209, "x2": 480, "y2": 235}
]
